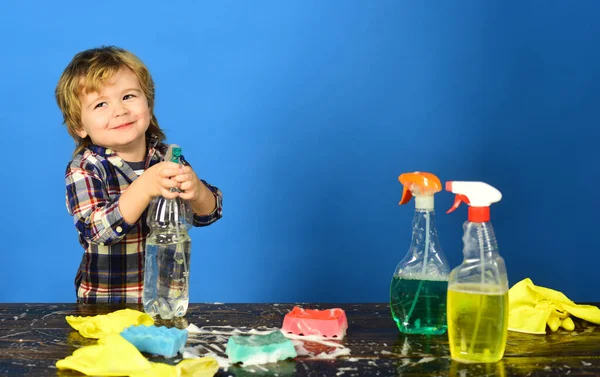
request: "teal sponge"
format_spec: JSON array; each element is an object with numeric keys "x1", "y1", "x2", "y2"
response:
[
  {"x1": 226, "y1": 331, "x2": 296, "y2": 365},
  {"x1": 121, "y1": 325, "x2": 188, "y2": 358}
]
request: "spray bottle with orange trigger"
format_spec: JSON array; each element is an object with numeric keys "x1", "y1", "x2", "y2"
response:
[
  {"x1": 445, "y1": 181, "x2": 509, "y2": 363},
  {"x1": 390, "y1": 172, "x2": 450, "y2": 335}
]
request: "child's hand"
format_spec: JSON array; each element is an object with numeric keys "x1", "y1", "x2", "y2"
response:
[
  {"x1": 141, "y1": 161, "x2": 182, "y2": 199},
  {"x1": 172, "y1": 165, "x2": 207, "y2": 202},
  {"x1": 171, "y1": 165, "x2": 217, "y2": 216}
]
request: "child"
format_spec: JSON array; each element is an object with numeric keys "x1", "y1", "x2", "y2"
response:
[{"x1": 55, "y1": 46, "x2": 223, "y2": 304}]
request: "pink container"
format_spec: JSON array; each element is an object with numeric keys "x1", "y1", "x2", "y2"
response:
[{"x1": 282, "y1": 306, "x2": 348, "y2": 339}]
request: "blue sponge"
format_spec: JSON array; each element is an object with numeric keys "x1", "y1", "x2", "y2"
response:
[
  {"x1": 226, "y1": 331, "x2": 297, "y2": 365},
  {"x1": 121, "y1": 325, "x2": 188, "y2": 358}
]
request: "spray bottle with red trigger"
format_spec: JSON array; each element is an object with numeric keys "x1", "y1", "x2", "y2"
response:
[{"x1": 445, "y1": 181, "x2": 509, "y2": 363}]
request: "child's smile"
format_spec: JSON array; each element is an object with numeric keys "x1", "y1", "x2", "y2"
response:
[{"x1": 113, "y1": 121, "x2": 135, "y2": 130}]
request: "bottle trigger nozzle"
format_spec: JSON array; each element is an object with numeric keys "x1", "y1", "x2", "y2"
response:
[{"x1": 447, "y1": 194, "x2": 470, "y2": 214}]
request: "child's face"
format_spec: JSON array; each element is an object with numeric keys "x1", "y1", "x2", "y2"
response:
[{"x1": 77, "y1": 67, "x2": 151, "y2": 158}]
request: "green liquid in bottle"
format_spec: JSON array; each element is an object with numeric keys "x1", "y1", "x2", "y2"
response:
[{"x1": 390, "y1": 275, "x2": 448, "y2": 335}]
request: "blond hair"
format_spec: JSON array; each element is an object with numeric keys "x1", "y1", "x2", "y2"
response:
[{"x1": 55, "y1": 46, "x2": 166, "y2": 155}]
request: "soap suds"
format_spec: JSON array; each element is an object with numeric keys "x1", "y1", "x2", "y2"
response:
[{"x1": 184, "y1": 323, "x2": 352, "y2": 367}]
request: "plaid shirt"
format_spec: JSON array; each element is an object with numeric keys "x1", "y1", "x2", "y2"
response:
[{"x1": 65, "y1": 136, "x2": 222, "y2": 304}]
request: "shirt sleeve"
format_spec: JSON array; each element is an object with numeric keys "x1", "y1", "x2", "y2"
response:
[
  {"x1": 192, "y1": 180, "x2": 223, "y2": 227},
  {"x1": 65, "y1": 161, "x2": 136, "y2": 245},
  {"x1": 178, "y1": 154, "x2": 223, "y2": 227}
]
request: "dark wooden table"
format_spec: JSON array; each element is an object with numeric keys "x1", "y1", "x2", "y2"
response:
[{"x1": 1, "y1": 303, "x2": 599, "y2": 376}]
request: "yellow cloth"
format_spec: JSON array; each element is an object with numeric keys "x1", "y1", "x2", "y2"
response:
[
  {"x1": 66, "y1": 309, "x2": 154, "y2": 339},
  {"x1": 56, "y1": 334, "x2": 152, "y2": 375},
  {"x1": 56, "y1": 333, "x2": 219, "y2": 377},
  {"x1": 131, "y1": 359, "x2": 219, "y2": 377},
  {"x1": 508, "y1": 278, "x2": 600, "y2": 334}
]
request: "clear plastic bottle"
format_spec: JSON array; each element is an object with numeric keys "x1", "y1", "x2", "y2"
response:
[
  {"x1": 390, "y1": 172, "x2": 450, "y2": 335},
  {"x1": 143, "y1": 145, "x2": 193, "y2": 320},
  {"x1": 445, "y1": 181, "x2": 508, "y2": 363}
]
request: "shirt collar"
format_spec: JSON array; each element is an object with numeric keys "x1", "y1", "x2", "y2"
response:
[
  {"x1": 86, "y1": 143, "x2": 113, "y2": 157},
  {"x1": 85, "y1": 134, "x2": 160, "y2": 159}
]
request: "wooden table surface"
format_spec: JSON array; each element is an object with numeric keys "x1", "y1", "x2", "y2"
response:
[{"x1": 1, "y1": 303, "x2": 599, "y2": 376}]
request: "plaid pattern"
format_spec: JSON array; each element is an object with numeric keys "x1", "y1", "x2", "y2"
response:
[{"x1": 65, "y1": 137, "x2": 222, "y2": 304}]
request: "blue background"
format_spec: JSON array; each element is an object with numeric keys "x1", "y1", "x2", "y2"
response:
[{"x1": 0, "y1": 1, "x2": 596, "y2": 303}]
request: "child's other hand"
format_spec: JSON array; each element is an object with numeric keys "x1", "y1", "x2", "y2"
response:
[
  {"x1": 141, "y1": 161, "x2": 182, "y2": 199},
  {"x1": 172, "y1": 166, "x2": 207, "y2": 202}
]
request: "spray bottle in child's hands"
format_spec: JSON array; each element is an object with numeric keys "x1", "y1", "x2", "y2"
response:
[
  {"x1": 445, "y1": 181, "x2": 508, "y2": 363},
  {"x1": 390, "y1": 172, "x2": 450, "y2": 335},
  {"x1": 143, "y1": 144, "x2": 193, "y2": 321}
]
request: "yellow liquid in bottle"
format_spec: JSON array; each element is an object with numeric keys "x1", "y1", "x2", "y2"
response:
[{"x1": 447, "y1": 283, "x2": 508, "y2": 363}]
